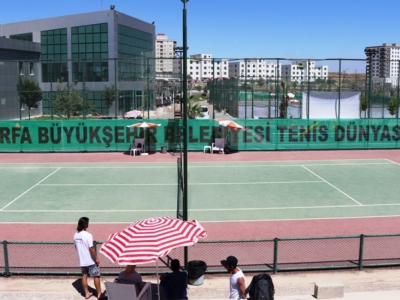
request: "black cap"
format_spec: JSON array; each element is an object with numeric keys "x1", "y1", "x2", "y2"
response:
[{"x1": 221, "y1": 255, "x2": 238, "y2": 267}]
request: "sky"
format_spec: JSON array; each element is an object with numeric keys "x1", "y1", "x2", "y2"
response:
[{"x1": 1, "y1": 0, "x2": 400, "y2": 71}]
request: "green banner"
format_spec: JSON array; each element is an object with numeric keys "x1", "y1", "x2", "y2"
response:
[{"x1": 1, "y1": 119, "x2": 399, "y2": 152}]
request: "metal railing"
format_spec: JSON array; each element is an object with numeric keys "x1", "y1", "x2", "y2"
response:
[{"x1": 2, "y1": 233, "x2": 400, "y2": 277}]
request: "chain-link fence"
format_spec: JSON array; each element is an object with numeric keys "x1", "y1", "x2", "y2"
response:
[
  {"x1": 2, "y1": 234, "x2": 400, "y2": 277},
  {"x1": 2, "y1": 58, "x2": 400, "y2": 121}
]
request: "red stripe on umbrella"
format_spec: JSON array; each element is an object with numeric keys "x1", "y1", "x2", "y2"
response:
[{"x1": 99, "y1": 217, "x2": 207, "y2": 265}]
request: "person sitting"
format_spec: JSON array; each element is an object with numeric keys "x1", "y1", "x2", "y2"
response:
[
  {"x1": 118, "y1": 265, "x2": 142, "y2": 283},
  {"x1": 160, "y1": 259, "x2": 188, "y2": 300}
]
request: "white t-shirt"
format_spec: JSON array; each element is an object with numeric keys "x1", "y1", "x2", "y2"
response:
[
  {"x1": 74, "y1": 230, "x2": 95, "y2": 267},
  {"x1": 230, "y1": 268, "x2": 245, "y2": 299}
]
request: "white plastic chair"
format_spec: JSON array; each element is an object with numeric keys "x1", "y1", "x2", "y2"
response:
[
  {"x1": 104, "y1": 281, "x2": 152, "y2": 300},
  {"x1": 130, "y1": 138, "x2": 145, "y2": 156},
  {"x1": 212, "y1": 138, "x2": 225, "y2": 154}
]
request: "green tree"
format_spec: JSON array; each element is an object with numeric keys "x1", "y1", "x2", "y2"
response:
[
  {"x1": 195, "y1": 85, "x2": 202, "y2": 92},
  {"x1": 257, "y1": 78, "x2": 265, "y2": 88},
  {"x1": 279, "y1": 80, "x2": 289, "y2": 118},
  {"x1": 360, "y1": 94, "x2": 369, "y2": 118},
  {"x1": 187, "y1": 97, "x2": 202, "y2": 119},
  {"x1": 387, "y1": 97, "x2": 399, "y2": 116},
  {"x1": 101, "y1": 85, "x2": 116, "y2": 114},
  {"x1": 17, "y1": 78, "x2": 42, "y2": 120},
  {"x1": 53, "y1": 82, "x2": 94, "y2": 119}
]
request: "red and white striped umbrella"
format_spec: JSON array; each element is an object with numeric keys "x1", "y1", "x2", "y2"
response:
[
  {"x1": 99, "y1": 216, "x2": 207, "y2": 265},
  {"x1": 127, "y1": 122, "x2": 161, "y2": 128},
  {"x1": 217, "y1": 120, "x2": 246, "y2": 130}
]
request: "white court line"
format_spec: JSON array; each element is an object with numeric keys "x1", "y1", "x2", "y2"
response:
[
  {"x1": 3, "y1": 215, "x2": 400, "y2": 224},
  {"x1": 0, "y1": 161, "x2": 391, "y2": 169},
  {"x1": 4, "y1": 202, "x2": 400, "y2": 213},
  {"x1": 39, "y1": 180, "x2": 323, "y2": 186},
  {"x1": 0, "y1": 168, "x2": 61, "y2": 211},
  {"x1": 301, "y1": 165, "x2": 363, "y2": 206},
  {"x1": 384, "y1": 158, "x2": 400, "y2": 166}
]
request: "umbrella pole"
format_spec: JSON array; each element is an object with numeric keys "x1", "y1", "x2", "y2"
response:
[{"x1": 156, "y1": 259, "x2": 161, "y2": 300}]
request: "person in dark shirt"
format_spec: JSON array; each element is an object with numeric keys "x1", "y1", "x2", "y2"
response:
[{"x1": 160, "y1": 259, "x2": 188, "y2": 300}]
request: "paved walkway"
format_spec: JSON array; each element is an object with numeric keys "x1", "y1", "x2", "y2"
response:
[{"x1": 1, "y1": 268, "x2": 400, "y2": 299}]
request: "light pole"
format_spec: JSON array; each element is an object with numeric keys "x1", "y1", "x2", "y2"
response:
[
  {"x1": 364, "y1": 48, "x2": 378, "y2": 119},
  {"x1": 181, "y1": 0, "x2": 189, "y2": 270}
]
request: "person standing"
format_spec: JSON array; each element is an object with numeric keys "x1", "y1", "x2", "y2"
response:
[
  {"x1": 221, "y1": 255, "x2": 246, "y2": 299},
  {"x1": 74, "y1": 217, "x2": 105, "y2": 299}
]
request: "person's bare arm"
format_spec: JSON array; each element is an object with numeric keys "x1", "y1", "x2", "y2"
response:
[
  {"x1": 237, "y1": 276, "x2": 246, "y2": 298},
  {"x1": 89, "y1": 246, "x2": 100, "y2": 265}
]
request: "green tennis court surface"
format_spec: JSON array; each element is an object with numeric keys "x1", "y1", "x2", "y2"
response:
[{"x1": 1, "y1": 159, "x2": 400, "y2": 223}]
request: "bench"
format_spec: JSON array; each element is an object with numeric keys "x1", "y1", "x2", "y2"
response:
[{"x1": 314, "y1": 281, "x2": 344, "y2": 299}]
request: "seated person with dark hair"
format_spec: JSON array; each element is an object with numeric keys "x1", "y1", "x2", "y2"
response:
[
  {"x1": 114, "y1": 265, "x2": 144, "y2": 294},
  {"x1": 160, "y1": 259, "x2": 188, "y2": 300},
  {"x1": 118, "y1": 265, "x2": 142, "y2": 283}
]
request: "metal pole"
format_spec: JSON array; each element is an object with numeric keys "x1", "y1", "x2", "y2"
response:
[
  {"x1": 114, "y1": 58, "x2": 118, "y2": 119},
  {"x1": 18, "y1": 65, "x2": 22, "y2": 120},
  {"x1": 244, "y1": 58, "x2": 247, "y2": 119},
  {"x1": 147, "y1": 57, "x2": 150, "y2": 119},
  {"x1": 251, "y1": 77, "x2": 254, "y2": 118},
  {"x1": 212, "y1": 58, "x2": 215, "y2": 119},
  {"x1": 368, "y1": 56, "x2": 372, "y2": 119},
  {"x1": 338, "y1": 60, "x2": 341, "y2": 119},
  {"x1": 181, "y1": 0, "x2": 189, "y2": 270},
  {"x1": 50, "y1": 61, "x2": 53, "y2": 120},
  {"x1": 82, "y1": 59, "x2": 86, "y2": 119},
  {"x1": 397, "y1": 61, "x2": 400, "y2": 119}
]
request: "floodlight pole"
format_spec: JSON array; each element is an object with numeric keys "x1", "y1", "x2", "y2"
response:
[
  {"x1": 364, "y1": 48, "x2": 378, "y2": 119},
  {"x1": 181, "y1": 0, "x2": 189, "y2": 270}
]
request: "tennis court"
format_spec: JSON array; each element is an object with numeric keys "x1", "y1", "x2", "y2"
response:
[{"x1": 1, "y1": 158, "x2": 400, "y2": 223}]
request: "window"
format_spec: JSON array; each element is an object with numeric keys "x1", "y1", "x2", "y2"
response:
[
  {"x1": 29, "y1": 62, "x2": 34, "y2": 75},
  {"x1": 19, "y1": 61, "x2": 24, "y2": 76}
]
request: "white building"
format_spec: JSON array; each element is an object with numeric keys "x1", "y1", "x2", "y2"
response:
[
  {"x1": 155, "y1": 33, "x2": 176, "y2": 74},
  {"x1": 173, "y1": 53, "x2": 229, "y2": 81},
  {"x1": 228, "y1": 59, "x2": 281, "y2": 81},
  {"x1": 281, "y1": 61, "x2": 328, "y2": 83},
  {"x1": 365, "y1": 43, "x2": 400, "y2": 86}
]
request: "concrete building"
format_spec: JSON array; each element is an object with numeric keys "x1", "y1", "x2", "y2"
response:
[
  {"x1": 281, "y1": 60, "x2": 328, "y2": 83},
  {"x1": 155, "y1": 33, "x2": 176, "y2": 75},
  {"x1": 365, "y1": 43, "x2": 400, "y2": 87},
  {"x1": 0, "y1": 38, "x2": 43, "y2": 120},
  {"x1": 173, "y1": 53, "x2": 229, "y2": 81},
  {"x1": 0, "y1": 7, "x2": 155, "y2": 117},
  {"x1": 228, "y1": 59, "x2": 281, "y2": 81}
]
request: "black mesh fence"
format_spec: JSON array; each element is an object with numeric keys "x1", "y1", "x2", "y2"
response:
[
  {"x1": 1, "y1": 234, "x2": 400, "y2": 277},
  {"x1": 3, "y1": 57, "x2": 400, "y2": 121}
]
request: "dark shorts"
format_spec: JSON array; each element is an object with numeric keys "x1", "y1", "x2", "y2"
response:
[{"x1": 81, "y1": 264, "x2": 101, "y2": 277}]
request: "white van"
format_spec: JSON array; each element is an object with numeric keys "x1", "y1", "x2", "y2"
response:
[{"x1": 196, "y1": 106, "x2": 210, "y2": 119}]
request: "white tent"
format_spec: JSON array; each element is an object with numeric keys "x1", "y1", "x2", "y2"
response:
[{"x1": 301, "y1": 91, "x2": 361, "y2": 119}]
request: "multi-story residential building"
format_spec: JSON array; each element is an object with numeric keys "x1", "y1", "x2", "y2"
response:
[
  {"x1": 173, "y1": 53, "x2": 229, "y2": 81},
  {"x1": 155, "y1": 33, "x2": 176, "y2": 75},
  {"x1": 365, "y1": 43, "x2": 400, "y2": 86},
  {"x1": 281, "y1": 60, "x2": 328, "y2": 83},
  {"x1": 228, "y1": 59, "x2": 281, "y2": 81},
  {"x1": 0, "y1": 7, "x2": 155, "y2": 117}
]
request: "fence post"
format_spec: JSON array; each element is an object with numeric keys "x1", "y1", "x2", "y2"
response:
[
  {"x1": 358, "y1": 234, "x2": 364, "y2": 270},
  {"x1": 273, "y1": 238, "x2": 278, "y2": 274},
  {"x1": 3, "y1": 241, "x2": 10, "y2": 277}
]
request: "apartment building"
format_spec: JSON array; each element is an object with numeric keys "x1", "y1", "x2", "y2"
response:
[
  {"x1": 281, "y1": 60, "x2": 328, "y2": 83},
  {"x1": 173, "y1": 53, "x2": 229, "y2": 81},
  {"x1": 155, "y1": 33, "x2": 176, "y2": 74},
  {"x1": 228, "y1": 59, "x2": 281, "y2": 81},
  {"x1": 365, "y1": 43, "x2": 400, "y2": 86}
]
